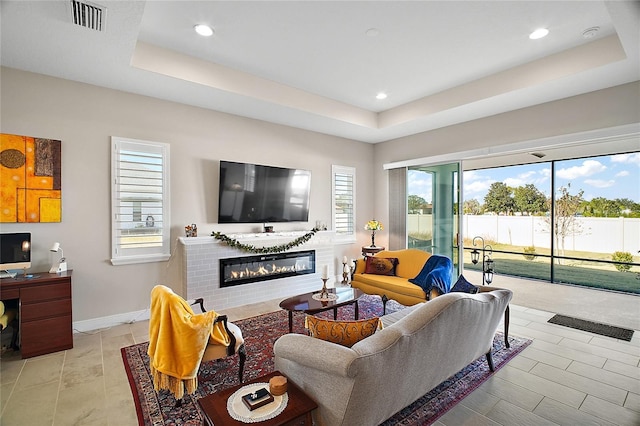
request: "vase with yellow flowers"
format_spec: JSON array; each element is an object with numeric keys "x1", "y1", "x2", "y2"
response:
[{"x1": 364, "y1": 220, "x2": 384, "y2": 247}]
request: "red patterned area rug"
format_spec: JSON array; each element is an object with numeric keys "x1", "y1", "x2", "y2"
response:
[{"x1": 121, "y1": 294, "x2": 531, "y2": 425}]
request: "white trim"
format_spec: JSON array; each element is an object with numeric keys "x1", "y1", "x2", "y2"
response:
[
  {"x1": 383, "y1": 123, "x2": 640, "y2": 170},
  {"x1": 332, "y1": 165, "x2": 357, "y2": 243},
  {"x1": 111, "y1": 136, "x2": 171, "y2": 264},
  {"x1": 73, "y1": 308, "x2": 150, "y2": 333},
  {"x1": 110, "y1": 253, "x2": 171, "y2": 265}
]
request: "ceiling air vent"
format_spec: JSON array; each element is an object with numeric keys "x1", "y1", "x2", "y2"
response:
[{"x1": 70, "y1": 0, "x2": 106, "y2": 31}]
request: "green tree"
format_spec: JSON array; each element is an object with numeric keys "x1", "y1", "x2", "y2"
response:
[
  {"x1": 513, "y1": 184, "x2": 548, "y2": 215},
  {"x1": 585, "y1": 197, "x2": 619, "y2": 217},
  {"x1": 463, "y1": 199, "x2": 482, "y2": 215},
  {"x1": 408, "y1": 195, "x2": 428, "y2": 214},
  {"x1": 615, "y1": 198, "x2": 640, "y2": 217},
  {"x1": 484, "y1": 182, "x2": 515, "y2": 215}
]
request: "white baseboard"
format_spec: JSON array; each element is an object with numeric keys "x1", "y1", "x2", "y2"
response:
[{"x1": 73, "y1": 308, "x2": 150, "y2": 333}]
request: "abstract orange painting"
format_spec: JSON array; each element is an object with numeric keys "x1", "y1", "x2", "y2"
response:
[{"x1": 0, "y1": 133, "x2": 61, "y2": 222}]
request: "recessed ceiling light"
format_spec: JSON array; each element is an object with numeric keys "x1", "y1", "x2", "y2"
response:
[
  {"x1": 376, "y1": 92, "x2": 387, "y2": 100},
  {"x1": 194, "y1": 24, "x2": 214, "y2": 37},
  {"x1": 529, "y1": 28, "x2": 549, "y2": 40}
]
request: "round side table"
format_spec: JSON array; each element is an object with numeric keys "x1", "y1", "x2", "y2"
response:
[{"x1": 361, "y1": 246, "x2": 385, "y2": 258}]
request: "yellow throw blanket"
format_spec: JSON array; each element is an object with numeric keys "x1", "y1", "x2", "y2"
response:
[{"x1": 147, "y1": 285, "x2": 230, "y2": 399}]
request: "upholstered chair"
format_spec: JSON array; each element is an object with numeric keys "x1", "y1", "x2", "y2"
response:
[
  {"x1": 147, "y1": 285, "x2": 246, "y2": 405},
  {"x1": 0, "y1": 300, "x2": 19, "y2": 351},
  {"x1": 190, "y1": 297, "x2": 247, "y2": 381}
]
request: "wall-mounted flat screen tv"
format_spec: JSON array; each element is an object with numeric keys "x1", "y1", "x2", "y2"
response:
[{"x1": 218, "y1": 161, "x2": 311, "y2": 224}]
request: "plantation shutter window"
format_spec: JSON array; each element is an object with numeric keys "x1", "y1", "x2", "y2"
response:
[
  {"x1": 111, "y1": 137, "x2": 171, "y2": 265},
  {"x1": 332, "y1": 165, "x2": 356, "y2": 243}
]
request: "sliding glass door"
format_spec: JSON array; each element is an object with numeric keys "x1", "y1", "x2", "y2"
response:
[{"x1": 407, "y1": 162, "x2": 461, "y2": 277}]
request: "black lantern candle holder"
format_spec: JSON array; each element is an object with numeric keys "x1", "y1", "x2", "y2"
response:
[{"x1": 472, "y1": 236, "x2": 494, "y2": 286}]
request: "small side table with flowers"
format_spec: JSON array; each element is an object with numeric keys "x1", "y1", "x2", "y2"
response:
[
  {"x1": 361, "y1": 245, "x2": 385, "y2": 258},
  {"x1": 363, "y1": 219, "x2": 385, "y2": 258}
]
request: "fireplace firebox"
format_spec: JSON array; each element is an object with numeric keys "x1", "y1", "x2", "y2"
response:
[{"x1": 220, "y1": 250, "x2": 315, "y2": 287}]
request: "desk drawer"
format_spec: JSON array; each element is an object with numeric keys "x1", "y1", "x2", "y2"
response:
[
  {"x1": 20, "y1": 281, "x2": 71, "y2": 303},
  {"x1": 21, "y1": 314, "x2": 73, "y2": 358},
  {"x1": 21, "y1": 299, "x2": 72, "y2": 322},
  {"x1": 1, "y1": 288, "x2": 20, "y2": 300}
]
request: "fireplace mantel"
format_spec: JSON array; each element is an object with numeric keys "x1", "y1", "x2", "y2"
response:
[
  {"x1": 178, "y1": 231, "x2": 336, "y2": 311},
  {"x1": 178, "y1": 230, "x2": 329, "y2": 245}
]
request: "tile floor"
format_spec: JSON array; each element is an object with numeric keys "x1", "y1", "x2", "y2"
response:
[{"x1": 1, "y1": 273, "x2": 639, "y2": 425}]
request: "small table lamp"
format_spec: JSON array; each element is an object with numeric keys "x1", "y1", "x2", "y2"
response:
[{"x1": 49, "y1": 242, "x2": 67, "y2": 274}]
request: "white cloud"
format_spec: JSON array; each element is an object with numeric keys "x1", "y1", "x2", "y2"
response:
[
  {"x1": 407, "y1": 173, "x2": 433, "y2": 201},
  {"x1": 465, "y1": 179, "x2": 494, "y2": 195},
  {"x1": 503, "y1": 170, "x2": 549, "y2": 189},
  {"x1": 463, "y1": 170, "x2": 484, "y2": 181},
  {"x1": 584, "y1": 179, "x2": 615, "y2": 188},
  {"x1": 503, "y1": 177, "x2": 526, "y2": 187},
  {"x1": 556, "y1": 160, "x2": 606, "y2": 180},
  {"x1": 615, "y1": 170, "x2": 630, "y2": 177},
  {"x1": 611, "y1": 153, "x2": 640, "y2": 165}
]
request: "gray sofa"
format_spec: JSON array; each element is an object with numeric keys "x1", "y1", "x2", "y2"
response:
[{"x1": 273, "y1": 289, "x2": 512, "y2": 426}]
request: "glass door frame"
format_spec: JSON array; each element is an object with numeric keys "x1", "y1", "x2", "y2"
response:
[{"x1": 406, "y1": 161, "x2": 463, "y2": 277}]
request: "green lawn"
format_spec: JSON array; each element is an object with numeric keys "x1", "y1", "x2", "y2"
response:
[
  {"x1": 408, "y1": 235, "x2": 640, "y2": 294},
  {"x1": 464, "y1": 257, "x2": 640, "y2": 294}
]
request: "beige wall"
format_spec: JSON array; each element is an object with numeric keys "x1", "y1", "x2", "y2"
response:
[
  {"x1": 2, "y1": 66, "x2": 638, "y2": 325},
  {"x1": 0, "y1": 67, "x2": 374, "y2": 322},
  {"x1": 372, "y1": 81, "x2": 640, "y2": 248}
]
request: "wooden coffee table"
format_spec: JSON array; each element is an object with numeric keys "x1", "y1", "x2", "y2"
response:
[
  {"x1": 279, "y1": 287, "x2": 364, "y2": 333},
  {"x1": 198, "y1": 370, "x2": 317, "y2": 426}
]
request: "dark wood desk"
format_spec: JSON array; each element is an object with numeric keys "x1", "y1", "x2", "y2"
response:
[
  {"x1": 1, "y1": 271, "x2": 73, "y2": 358},
  {"x1": 198, "y1": 371, "x2": 317, "y2": 426}
]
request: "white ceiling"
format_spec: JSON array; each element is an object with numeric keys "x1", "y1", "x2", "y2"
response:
[{"x1": 1, "y1": 1, "x2": 639, "y2": 143}]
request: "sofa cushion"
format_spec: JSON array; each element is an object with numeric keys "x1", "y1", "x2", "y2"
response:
[
  {"x1": 450, "y1": 275, "x2": 479, "y2": 294},
  {"x1": 305, "y1": 316, "x2": 380, "y2": 347},
  {"x1": 355, "y1": 249, "x2": 431, "y2": 279},
  {"x1": 353, "y1": 274, "x2": 427, "y2": 299},
  {"x1": 409, "y1": 255, "x2": 453, "y2": 294},
  {"x1": 364, "y1": 257, "x2": 398, "y2": 276}
]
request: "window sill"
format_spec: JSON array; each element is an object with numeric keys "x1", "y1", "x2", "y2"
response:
[{"x1": 110, "y1": 254, "x2": 171, "y2": 266}]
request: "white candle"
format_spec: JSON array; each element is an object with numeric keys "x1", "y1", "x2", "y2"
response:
[
  {"x1": 343, "y1": 256, "x2": 348, "y2": 264},
  {"x1": 322, "y1": 265, "x2": 328, "y2": 279}
]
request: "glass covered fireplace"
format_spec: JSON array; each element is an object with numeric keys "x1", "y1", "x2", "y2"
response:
[{"x1": 220, "y1": 250, "x2": 315, "y2": 287}]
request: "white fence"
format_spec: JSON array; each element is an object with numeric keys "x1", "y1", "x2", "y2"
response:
[{"x1": 409, "y1": 215, "x2": 640, "y2": 254}]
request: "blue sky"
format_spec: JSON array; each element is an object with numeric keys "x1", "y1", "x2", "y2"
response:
[{"x1": 409, "y1": 152, "x2": 640, "y2": 203}]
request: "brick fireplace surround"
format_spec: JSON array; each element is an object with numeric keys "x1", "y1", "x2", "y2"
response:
[{"x1": 177, "y1": 231, "x2": 336, "y2": 311}]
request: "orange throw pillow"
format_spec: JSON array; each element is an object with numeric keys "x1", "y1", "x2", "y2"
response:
[{"x1": 305, "y1": 316, "x2": 380, "y2": 347}]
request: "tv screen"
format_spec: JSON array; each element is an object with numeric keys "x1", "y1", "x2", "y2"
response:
[
  {"x1": 218, "y1": 161, "x2": 311, "y2": 224},
  {"x1": 0, "y1": 232, "x2": 31, "y2": 271}
]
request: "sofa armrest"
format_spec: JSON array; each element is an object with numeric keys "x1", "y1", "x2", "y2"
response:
[
  {"x1": 274, "y1": 334, "x2": 358, "y2": 377},
  {"x1": 476, "y1": 285, "x2": 504, "y2": 293},
  {"x1": 474, "y1": 286, "x2": 511, "y2": 347}
]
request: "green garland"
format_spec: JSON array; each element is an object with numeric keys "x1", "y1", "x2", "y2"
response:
[{"x1": 210, "y1": 228, "x2": 319, "y2": 254}]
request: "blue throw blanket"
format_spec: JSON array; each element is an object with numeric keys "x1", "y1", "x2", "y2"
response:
[{"x1": 408, "y1": 255, "x2": 453, "y2": 295}]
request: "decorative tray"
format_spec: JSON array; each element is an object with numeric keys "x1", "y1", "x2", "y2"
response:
[{"x1": 227, "y1": 382, "x2": 288, "y2": 423}]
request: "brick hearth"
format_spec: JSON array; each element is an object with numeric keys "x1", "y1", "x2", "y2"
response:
[{"x1": 178, "y1": 231, "x2": 336, "y2": 311}]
